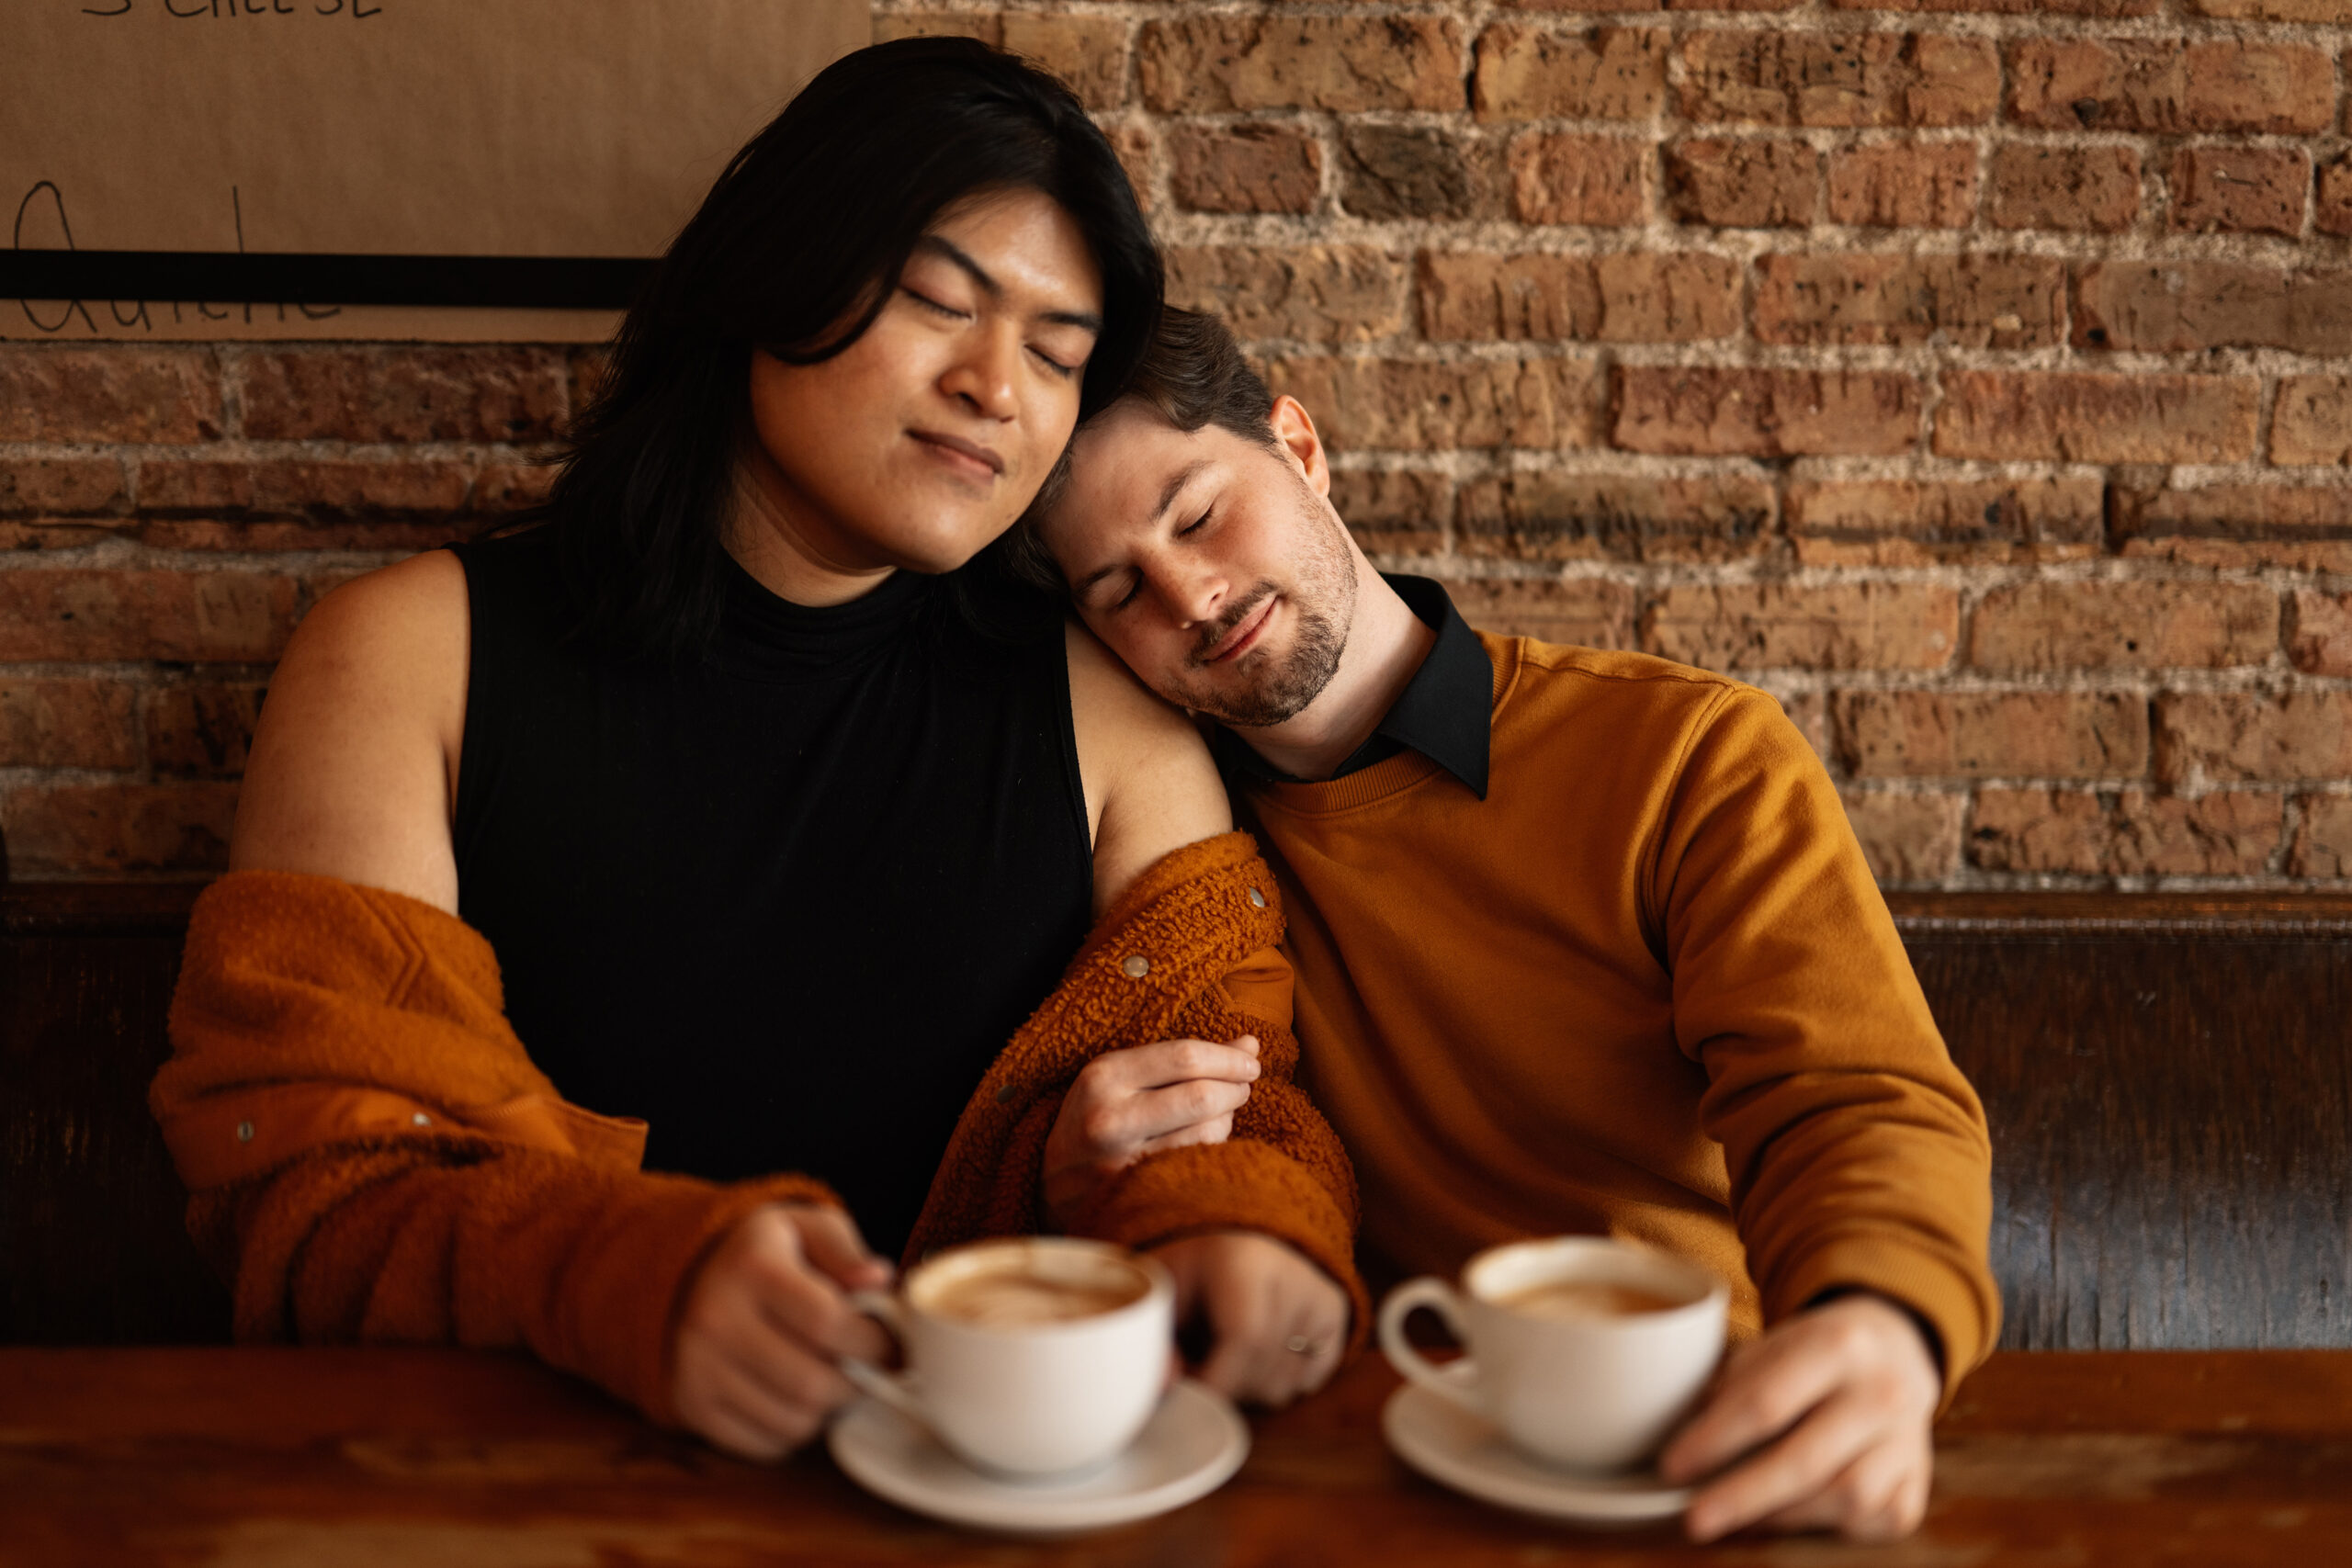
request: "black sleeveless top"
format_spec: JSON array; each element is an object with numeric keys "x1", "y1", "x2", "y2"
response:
[{"x1": 449, "y1": 530, "x2": 1093, "y2": 1258}]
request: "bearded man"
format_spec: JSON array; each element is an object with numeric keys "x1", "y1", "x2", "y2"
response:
[{"x1": 1012, "y1": 308, "x2": 1997, "y2": 1544}]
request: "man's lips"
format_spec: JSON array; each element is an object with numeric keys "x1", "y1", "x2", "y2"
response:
[
  {"x1": 909, "y1": 429, "x2": 1004, "y2": 478},
  {"x1": 1200, "y1": 594, "x2": 1277, "y2": 664}
]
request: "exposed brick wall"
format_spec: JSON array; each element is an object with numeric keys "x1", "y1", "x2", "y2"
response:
[
  {"x1": 5, "y1": 1, "x2": 2352, "y2": 889},
  {"x1": 0, "y1": 346, "x2": 581, "y2": 877}
]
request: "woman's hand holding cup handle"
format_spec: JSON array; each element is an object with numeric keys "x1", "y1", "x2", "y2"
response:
[
  {"x1": 835, "y1": 1288, "x2": 924, "y2": 1425},
  {"x1": 671, "y1": 1202, "x2": 895, "y2": 1461}
]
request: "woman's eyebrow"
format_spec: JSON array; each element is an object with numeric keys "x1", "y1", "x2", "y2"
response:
[{"x1": 912, "y1": 234, "x2": 1102, "y2": 333}]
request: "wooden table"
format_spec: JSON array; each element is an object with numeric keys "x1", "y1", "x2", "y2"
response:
[{"x1": 3, "y1": 1348, "x2": 2347, "y2": 1565}]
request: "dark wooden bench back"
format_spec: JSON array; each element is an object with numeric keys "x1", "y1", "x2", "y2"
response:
[
  {"x1": 2, "y1": 885, "x2": 221, "y2": 1344},
  {"x1": 1897, "y1": 893, "x2": 2352, "y2": 1350},
  {"x1": 6, "y1": 884, "x2": 2347, "y2": 1349}
]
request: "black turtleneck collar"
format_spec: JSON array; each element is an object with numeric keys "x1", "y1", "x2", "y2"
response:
[{"x1": 712, "y1": 555, "x2": 933, "y2": 680}]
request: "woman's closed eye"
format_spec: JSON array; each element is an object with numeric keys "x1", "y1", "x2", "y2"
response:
[
  {"x1": 906, "y1": 286, "x2": 1081, "y2": 378},
  {"x1": 901, "y1": 285, "x2": 969, "y2": 321}
]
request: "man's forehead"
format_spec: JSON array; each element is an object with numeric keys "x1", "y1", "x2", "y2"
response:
[
  {"x1": 1071, "y1": 400, "x2": 1202, "y2": 479},
  {"x1": 1058, "y1": 404, "x2": 1214, "y2": 527}
]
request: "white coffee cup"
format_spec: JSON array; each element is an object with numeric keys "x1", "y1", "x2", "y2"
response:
[
  {"x1": 842, "y1": 1236, "x2": 1175, "y2": 1480},
  {"x1": 1379, "y1": 1236, "x2": 1727, "y2": 1473}
]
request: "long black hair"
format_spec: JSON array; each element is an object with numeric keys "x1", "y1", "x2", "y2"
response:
[{"x1": 538, "y1": 37, "x2": 1162, "y2": 661}]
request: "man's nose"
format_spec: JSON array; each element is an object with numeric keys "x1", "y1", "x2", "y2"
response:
[
  {"x1": 939, "y1": 324, "x2": 1020, "y2": 420},
  {"x1": 1158, "y1": 561, "x2": 1227, "y2": 630}
]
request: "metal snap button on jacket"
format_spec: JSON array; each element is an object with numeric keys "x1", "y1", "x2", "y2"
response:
[{"x1": 1121, "y1": 954, "x2": 1150, "y2": 978}]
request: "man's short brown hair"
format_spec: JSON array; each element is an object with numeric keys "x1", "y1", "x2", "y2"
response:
[{"x1": 1000, "y1": 305, "x2": 1279, "y2": 592}]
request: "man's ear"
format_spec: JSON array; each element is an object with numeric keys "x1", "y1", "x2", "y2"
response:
[{"x1": 1268, "y1": 395, "x2": 1330, "y2": 499}]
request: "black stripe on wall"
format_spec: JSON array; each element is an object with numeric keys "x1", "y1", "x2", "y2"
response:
[{"x1": 0, "y1": 252, "x2": 651, "y2": 310}]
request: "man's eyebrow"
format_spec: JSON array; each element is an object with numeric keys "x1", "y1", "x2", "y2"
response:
[
  {"x1": 1067, "y1": 459, "x2": 1213, "y2": 600},
  {"x1": 1070, "y1": 559, "x2": 1125, "y2": 598},
  {"x1": 1152, "y1": 458, "x2": 1211, "y2": 525},
  {"x1": 912, "y1": 234, "x2": 1102, "y2": 334}
]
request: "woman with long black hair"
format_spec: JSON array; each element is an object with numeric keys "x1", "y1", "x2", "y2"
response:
[{"x1": 153, "y1": 39, "x2": 1357, "y2": 1460}]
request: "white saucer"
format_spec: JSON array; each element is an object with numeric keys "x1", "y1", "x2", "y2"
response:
[
  {"x1": 1382, "y1": 1382, "x2": 1691, "y2": 1526},
  {"x1": 827, "y1": 1378, "x2": 1250, "y2": 1535}
]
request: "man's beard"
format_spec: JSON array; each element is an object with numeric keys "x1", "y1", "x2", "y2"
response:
[
  {"x1": 1179, "y1": 585, "x2": 1347, "y2": 728},
  {"x1": 1169, "y1": 475, "x2": 1356, "y2": 729}
]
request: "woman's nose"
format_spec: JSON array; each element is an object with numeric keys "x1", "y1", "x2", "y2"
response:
[{"x1": 940, "y1": 326, "x2": 1020, "y2": 420}]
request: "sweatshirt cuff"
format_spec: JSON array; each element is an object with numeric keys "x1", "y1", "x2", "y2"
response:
[
  {"x1": 1069, "y1": 1140, "x2": 1370, "y2": 1353},
  {"x1": 1767, "y1": 1234, "x2": 1999, "y2": 1411},
  {"x1": 560, "y1": 1170, "x2": 842, "y2": 1426}
]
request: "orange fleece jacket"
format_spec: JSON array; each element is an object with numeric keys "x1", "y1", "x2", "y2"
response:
[
  {"x1": 1237, "y1": 636, "x2": 1997, "y2": 1403},
  {"x1": 153, "y1": 832, "x2": 1362, "y2": 1425},
  {"x1": 904, "y1": 830, "x2": 1364, "y2": 1335}
]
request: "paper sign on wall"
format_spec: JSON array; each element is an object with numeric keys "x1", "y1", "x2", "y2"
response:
[{"x1": 0, "y1": 0, "x2": 868, "y2": 340}]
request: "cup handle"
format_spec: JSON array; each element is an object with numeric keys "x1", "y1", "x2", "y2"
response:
[
  {"x1": 838, "y1": 1289, "x2": 927, "y2": 1427},
  {"x1": 1378, "y1": 1277, "x2": 1483, "y2": 1416}
]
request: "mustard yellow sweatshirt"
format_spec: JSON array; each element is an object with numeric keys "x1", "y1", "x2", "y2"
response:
[{"x1": 1237, "y1": 633, "x2": 1998, "y2": 1396}]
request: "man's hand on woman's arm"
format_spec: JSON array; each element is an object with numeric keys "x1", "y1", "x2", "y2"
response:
[
  {"x1": 672, "y1": 1203, "x2": 896, "y2": 1459},
  {"x1": 1043, "y1": 1036, "x2": 1262, "y2": 1225},
  {"x1": 1042, "y1": 1050, "x2": 1353, "y2": 1409},
  {"x1": 1149, "y1": 1230, "x2": 1348, "y2": 1409},
  {"x1": 1658, "y1": 1292, "x2": 1942, "y2": 1543}
]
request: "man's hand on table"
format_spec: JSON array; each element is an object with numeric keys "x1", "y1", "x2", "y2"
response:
[
  {"x1": 673, "y1": 1203, "x2": 895, "y2": 1460},
  {"x1": 1658, "y1": 1292, "x2": 1941, "y2": 1543},
  {"x1": 1150, "y1": 1230, "x2": 1348, "y2": 1409},
  {"x1": 1041, "y1": 1036, "x2": 1261, "y2": 1226}
]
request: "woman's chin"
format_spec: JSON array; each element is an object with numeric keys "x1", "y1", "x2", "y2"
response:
[{"x1": 880, "y1": 524, "x2": 1017, "y2": 577}]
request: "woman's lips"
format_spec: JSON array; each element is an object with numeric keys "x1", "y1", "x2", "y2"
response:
[
  {"x1": 1203, "y1": 595, "x2": 1277, "y2": 664},
  {"x1": 909, "y1": 429, "x2": 1003, "y2": 481}
]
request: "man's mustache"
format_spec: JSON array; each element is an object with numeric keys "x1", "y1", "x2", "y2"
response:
[{"x1": 1193, "y1": 583, "x2": 1277, "y2": 665}]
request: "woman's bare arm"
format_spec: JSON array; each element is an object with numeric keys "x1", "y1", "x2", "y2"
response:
[
  {"x1": 1065, "y1": 618, "x2": 1232, "y2": 914},
  {"x1": 228, "y1": 549, "x2": 470, "y2": 911},
  {"x1": 1058, "y1": 619, "x2": 1261, "y2": 1179}
]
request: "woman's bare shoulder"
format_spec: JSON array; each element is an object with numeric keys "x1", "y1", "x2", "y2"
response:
[
  {"x1": 228, "y1": 549, "x2": 472, "y2": 911},
  {"x1": 1064, "y1": 620, "x2": 1232, "y2": 916}
]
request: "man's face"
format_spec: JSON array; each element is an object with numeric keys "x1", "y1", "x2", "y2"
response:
[{"x1": 1037, "y1": 398, "x2": 1358, "y2": 728}]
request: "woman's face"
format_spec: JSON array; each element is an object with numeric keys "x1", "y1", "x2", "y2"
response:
[{"x1": 735, "y1": 187, "x2": 1105, "y2": 594}]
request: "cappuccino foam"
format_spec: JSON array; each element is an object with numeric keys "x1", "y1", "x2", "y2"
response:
[
  {"x1": 1493, "y1": 1280, "x2": 1686, "y2": 1321},
  {"x1": 927, "y1": 1269, "x2": 1145, "y2": 1327}
]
